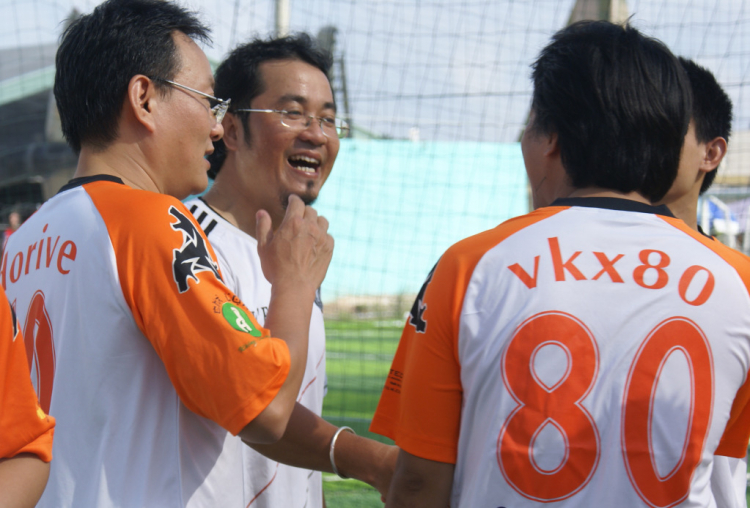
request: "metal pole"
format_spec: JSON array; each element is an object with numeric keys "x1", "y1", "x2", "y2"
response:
[
  {"x1": 229, "y1": 0, "x2": 241, "y2": 50},
  {"x1": 275, "y1": 0, "x2": 290, "y2": 37}
]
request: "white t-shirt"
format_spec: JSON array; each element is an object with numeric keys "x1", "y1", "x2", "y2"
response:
[
  {"x1": 187, "y1": 197, "x2": 327, "y2": 508},
  {"x1": 2, "y1": 176, "x2": 291, "y2": 507},
  {"x1": 373, "y1": 197, "x2": 750, "y2": 508}
]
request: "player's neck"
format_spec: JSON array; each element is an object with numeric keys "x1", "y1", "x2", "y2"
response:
[
  {"x1": 201, "y1": 176, "x2": 260, "y2": 239},
  {"x1": 566, "y1": 187, "x2": 651, "y2": 205},
  {"x1": 75, "y1": 143, "x2": 161, "y2": 194},
  {"x1": 664, "y1": 193, "x2": 699, "y2": 231}
]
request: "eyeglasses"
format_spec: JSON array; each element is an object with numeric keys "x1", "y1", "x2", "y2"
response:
[
  {"x1": 152, "y1": 77, "x2": 231, "y2": 124},
  {"x1": 234, "y1": 109, "x2": 350, "y2": 139}
]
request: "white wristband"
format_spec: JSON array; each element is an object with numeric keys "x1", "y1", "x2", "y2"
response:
[{"x1": 329, "y1": 426, "x2": 355, "y2": 478}]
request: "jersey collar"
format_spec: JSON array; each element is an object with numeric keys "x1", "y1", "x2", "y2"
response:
[
  {"x1": 58, "y1": 175, "x2": 125, "y2": 194},
  {"x1": 550, "y1": 197, "x2": 675, "y2": 217}
]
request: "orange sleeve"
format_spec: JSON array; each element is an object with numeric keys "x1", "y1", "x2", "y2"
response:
[
  {"x1": 0, "y1": 286, "x2": 55, "y2": 461},
  {"x1": 373, "y1": 209, "x2": 564, "y2": 463},
  {"x1": 85, "y1": 182, "x2": 290, "y2": 435},
  {"x1": 368, "y1": 317, "x2": 411, "y2": 440},
  {"x1": 394, "y1": 252, "x2": 465, "y2": 464},
  {"x1": 659, "y1": 216, "x2": 750, "y2": 457}
]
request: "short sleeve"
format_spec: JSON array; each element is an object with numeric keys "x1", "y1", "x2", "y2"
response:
[
  {"x1": 0, "y1": 290, "x2": 55, "y2": 461},
  {"x1": 372, "y1": 257, "x2": 464, "y2": 464},
  {"x1": 86, "y1": 182, "x2": 290, "y2": 435}
]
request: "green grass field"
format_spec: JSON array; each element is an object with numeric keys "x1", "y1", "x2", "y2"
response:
[
  {"x1": 321, "y1": 318, "x2": 750, "y2": 506},
  {"x1": 322, "y1": 318, "x2": 402, "y2": 442},
  {"x1": 322, "y1": 318, "x2": 401, "y2": 506}
]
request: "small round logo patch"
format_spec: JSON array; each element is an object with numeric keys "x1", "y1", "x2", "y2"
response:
[{"x1": 222, "y1": 302, "x2": 262, "y2": 337}]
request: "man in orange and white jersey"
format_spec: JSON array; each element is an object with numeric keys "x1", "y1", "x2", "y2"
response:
[
  {"x1": 372, "y1": 21, "x2": 750, "y2": 507},
  {"x1": 0, "y1": 284, "x2": 54, "y2": 507},
  {"x1": 0, "y1": 0, "x2": 332, "y2": 506},
  {"x1": 186, "y1": 35, "x2": 396, "y2": 507},
  {"x1": 657, "y1": 58, "x2": 743, "y2": 507}
]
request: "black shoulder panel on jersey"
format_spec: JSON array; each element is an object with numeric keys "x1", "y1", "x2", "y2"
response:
[
  {"x1": 409, "y1": 262, "x2": 438, "y2": 333},
  {"x1": 169, "y1": 206, "x2": 223, "y2": 293}
]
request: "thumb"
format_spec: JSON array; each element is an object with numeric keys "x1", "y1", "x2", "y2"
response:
[{"x1": 256, "y1": 209, "x2": 273, "y2": 248}]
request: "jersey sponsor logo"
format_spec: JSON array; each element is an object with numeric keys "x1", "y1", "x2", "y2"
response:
[
  {"x1": 212, "y1": 291, "x2": 269, "y2": 323},
  {"x1": 1, "y1": 223, "x2": 78, "y2": 288},
  {"x1": 213, "y1": 291, "x2": 242, "y2": 312},
  {"x1": 169, "y1": 206, "x2": 222, "y2": 293},
  {"x1": 409, "y1": 262, "x2": 437, "y2": 333},
  {"x1": 222, "y1": 302, "x2": 262, "y2": 337},
  {"x1": 384, "y1": 368, "x2": 403, "y2": 394}
]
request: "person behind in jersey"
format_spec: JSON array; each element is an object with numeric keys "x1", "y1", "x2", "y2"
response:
[
  {"x1": 656, "y1": 58, "x2": 741, "y2": 507},
  {"x1": 372, "y1": 20, "x2": 750, "y2": 507},
  {"x1": 0, "y1": 0, "x2": 333, "y2": 506},
  {"x1": 185, "y1": 35, "x2": 397, "y2": 506},
  {"x1": 0, "y1": 285, "x2": 54, "y2": 508},
  {"x1": 658, "y1": 57, "x2": 732, "y2": 235}
]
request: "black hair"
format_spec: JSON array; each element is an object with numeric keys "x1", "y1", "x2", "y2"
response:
[
  {"x1": 677, "y1": 58, "x2": 733, "y2": 194},
  {"x1": 208, "y1": 33, "x2": 333, "y2": 178},
  {"x1": 530, "y1": 20, "x2": 692, "y2": 202},
  {"x1": 54, "y1": 0, "x2": 210, "y2": 154}
]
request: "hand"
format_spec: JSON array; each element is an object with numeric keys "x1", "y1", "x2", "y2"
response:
[{"x1": 256, "y1": 195, "x2": 334, "y2": 295}]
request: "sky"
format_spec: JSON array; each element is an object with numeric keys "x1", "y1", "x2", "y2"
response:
[{"x1": 1, "y1": 0, "x2": 748, "y2": 143}]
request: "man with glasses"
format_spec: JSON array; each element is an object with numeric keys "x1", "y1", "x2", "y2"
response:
[
  {"x1": 1, "y1": 1, "x2": 333, "y2": 506},
  {"x1": 186, "y1": 34, "x2": 396, "y2": 507}
]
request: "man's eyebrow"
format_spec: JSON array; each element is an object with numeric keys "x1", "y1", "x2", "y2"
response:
[
  {"x1": 277, "y1": 95, "x2": 337, "y2": 112},
  {"x1": 278, "y1": 94, "x2": 307, "y2": 104}
]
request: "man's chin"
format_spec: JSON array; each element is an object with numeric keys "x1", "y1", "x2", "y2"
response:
[
  {"x1": 300, "y1": 193, "x2": 317, "y2": 206},
  {"x1": 281, "y1": 192, "x2": 317, "y2": 208}
]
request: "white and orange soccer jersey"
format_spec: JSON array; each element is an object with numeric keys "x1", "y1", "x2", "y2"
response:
[
  {"x1": 371, "y1": 197, "x2": 750, "y2": 508},
  {"x1": 186, "y1": 197, "x2": 326, "y2": 508},
  {"x1": 0, "y1": 284, "x2": 55, "y2": 462},
  {"x1": 1, "y1": 176, "x2": 291, "y2": 508}
]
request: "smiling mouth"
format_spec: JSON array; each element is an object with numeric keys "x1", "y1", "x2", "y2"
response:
[{"x1": 288, "y1": 155, "x2": 320, "y2": 175}]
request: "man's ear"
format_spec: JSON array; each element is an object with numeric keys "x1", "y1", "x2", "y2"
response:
[
  {"x1": 127, "y1": 75, "x2": 158, "y2": 133},
  {"x1": 221, "y1": 112, "x2": 243, "y2": 152},
  {"x1": 543, "y1": 131, "x2": 560, "y2": 158},
  {"x1": 701, "y1": 136, "x2": 728, "y2": 173}
]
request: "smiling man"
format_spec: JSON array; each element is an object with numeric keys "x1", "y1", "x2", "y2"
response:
[
  {"x1": 1, "y1": 1, "x2": 334, "y2": 506},
  {"x1": 185, "y1": 35, "x2": 396, "y2": 507}
]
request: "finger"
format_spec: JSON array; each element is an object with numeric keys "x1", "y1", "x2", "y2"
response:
[
  {"x1": 256, "y1": 209, "x2": 273, "y2": 248},
  {"x1": 303, "y1": 204, "x2": 319, "y2": 222},
  {"x1": 284, "y1": 194, "x2": 305, "y2": 218},
  {"x1": 316, "y1": 215, "x2": 330, "y2": 235}
]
